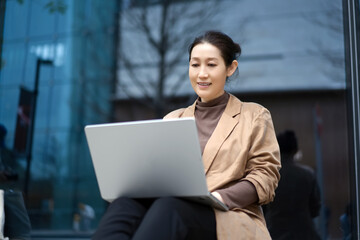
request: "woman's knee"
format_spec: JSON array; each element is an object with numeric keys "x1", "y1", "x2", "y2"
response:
[
  {"x1": 94, "y1": 197, "x2": 148, "y2": 239},
  {"x1": 110, "y1": 197, "x2": 144, "y2": 211},
  {"x1": 150, "y1": 197, "x2": 184, "y2": 212},
  {"x1": 111, "y1": 196, "x2": 135, "y2": 206},
  {"x1": 134, "y1": 197, "x2": 216, "y2": 240}
]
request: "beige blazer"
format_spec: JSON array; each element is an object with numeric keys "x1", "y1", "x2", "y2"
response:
[{"x1": 164, "y1": 94, "x2": 281, "y2": 240}]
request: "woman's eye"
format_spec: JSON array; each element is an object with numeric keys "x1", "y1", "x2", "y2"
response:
[
  {"x1": 191, "y1": 63, "x2": 199, "y2": 67},
  {"x1": 208, "y1": 63, "x2": 217, "y2": 67}
]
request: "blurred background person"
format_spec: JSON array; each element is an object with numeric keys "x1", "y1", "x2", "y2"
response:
[
  {"x1": 0, "y1": 123, "x2": 31, "y2": 240},
  {"x1": 264, "y1": 130, "x2": 321, "y2": 240},
  {"x1": 78, "y1": 202, "x2": 95, "y2": 232},
  {"x1": 0, "y1": 124, "x2": 18, "y2": 186}
]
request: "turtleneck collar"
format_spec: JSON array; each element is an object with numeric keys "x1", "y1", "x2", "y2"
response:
[
  {"x1": 196, "y1": 92, "x2": 229, "y2": 108},
  {"x1": 194, "y1": 92, "x2": 230, "y2": 154}
]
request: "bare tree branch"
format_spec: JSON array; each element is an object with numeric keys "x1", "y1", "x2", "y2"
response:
[
  {"x1": 170, "y1": 70, "x2": 188, "y2": 96},
  {"x1": 140, "y1": 8, "x2": 161, "y2": 51},
  {"x1": 117, "y1": 0, "x2": 245, "y2": 117},
  {"x1": 120, "y1": 51, "x2": 154, "y2": 100},
  {"x1": 303, "y1": 0, "x2": 344, "y2": 83}
]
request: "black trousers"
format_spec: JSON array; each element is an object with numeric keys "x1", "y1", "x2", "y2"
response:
[{"x1": 92, "y1": 197, "x2": 217, "y2": 240}]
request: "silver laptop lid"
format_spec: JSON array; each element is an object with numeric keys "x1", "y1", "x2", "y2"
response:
[{"x1": 84, "y1": 118, "x2": 210, "y2": 202}]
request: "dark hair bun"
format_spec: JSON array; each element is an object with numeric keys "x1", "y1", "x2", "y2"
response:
[{"x1": 189, "y1": 31, "x2": 241, "y2": 67}]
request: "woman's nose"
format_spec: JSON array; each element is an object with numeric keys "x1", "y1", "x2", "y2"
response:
[{"x1": 199, "y1": 67, "x2": 208, "y2": 78}]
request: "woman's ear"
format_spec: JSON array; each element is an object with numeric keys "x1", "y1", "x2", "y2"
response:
[{"x1": 227, "y1": 60, "x2": 238, "y2": 77}]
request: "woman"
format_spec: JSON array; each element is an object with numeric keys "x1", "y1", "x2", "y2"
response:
[{"x1": 93, "y1": 31, "x2": 281, "y2": 240}]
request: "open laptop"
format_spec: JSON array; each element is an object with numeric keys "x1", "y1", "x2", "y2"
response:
[{"x1": 84, "y1": 118, "x2": 228, "y2": 211}]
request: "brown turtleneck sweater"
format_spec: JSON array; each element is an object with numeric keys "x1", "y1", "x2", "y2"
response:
[
  {"x1": 195, "y1": 93, "x2": 229, "y2": 154},
  {"x1": 195, "y1": 92, "x2": 259, "y2": 209}
]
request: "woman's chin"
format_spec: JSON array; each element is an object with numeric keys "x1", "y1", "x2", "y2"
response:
[{"x1": 196, "y1": 92, "x2": 209, "y2": 101}]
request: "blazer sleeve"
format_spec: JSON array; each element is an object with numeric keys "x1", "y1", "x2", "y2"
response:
[{"x1": 242, "y1": 107, "x2": 281, "y2": 205}]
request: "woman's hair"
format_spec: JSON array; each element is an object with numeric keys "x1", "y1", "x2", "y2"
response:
[{"x1": 188, "y1": 31, "x2": 241, "y2": 67}]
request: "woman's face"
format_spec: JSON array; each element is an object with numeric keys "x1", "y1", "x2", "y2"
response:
[{"x1": 189, "y1": 43, "x2": 237, "y2": 103}]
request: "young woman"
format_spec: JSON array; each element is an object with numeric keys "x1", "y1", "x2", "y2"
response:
[{"x1": 93, "y1": 31, "x2": 281, "y2": 240}]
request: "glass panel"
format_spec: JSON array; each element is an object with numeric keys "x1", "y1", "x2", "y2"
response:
[
  {"x1": 48, "y1": 84, "x2": 72, "y2": 129},
  {"x1": 0, "y1": 87, "x2": 19, "y2": 138},
  {"x1": 118, "y1": 1, "x2": 345, "y2": 101},
  {"x1": 53, "y1": 39, "x2": 71, "y2": 82},
  {"x1": 3, "y1": 0, "x2": 29, "y2": 40},
  {"x1": 28, "y1": 0, "x2": 56, "y2": 37},
  {"x1": 32, "y1": 85, "x2": 51, "y2": 130},
  {"x1": 56, "y1": 0, "x2": 73, "y2": 34},
  {"x1": 0, "y1": 42, "x2": 26, "y2": 87}
]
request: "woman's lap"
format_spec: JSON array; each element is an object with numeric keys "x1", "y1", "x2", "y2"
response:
[{"x1": 92, "y1": 197, "x2": 216, "y2": 240}]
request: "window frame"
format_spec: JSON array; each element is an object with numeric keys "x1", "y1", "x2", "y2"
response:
[{"x1": 343, "y1": 0, "x2": 360, "y2": 238}]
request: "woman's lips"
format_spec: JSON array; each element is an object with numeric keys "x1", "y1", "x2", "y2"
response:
[{"x1": 198, "y1": 82, "x2": 211, "y2": 88}]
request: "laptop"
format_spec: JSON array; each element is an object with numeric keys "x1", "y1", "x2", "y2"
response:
[{"x1": 84, "y1": 118, "x2": 229, "y2": 211}]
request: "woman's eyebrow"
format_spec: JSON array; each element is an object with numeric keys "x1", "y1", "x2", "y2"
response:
[{"x1": 190, "y1": 57, "x2": 219, "y2": 61}]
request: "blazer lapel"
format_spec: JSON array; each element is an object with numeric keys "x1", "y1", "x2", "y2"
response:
[
  {"x1": 202, "y1": 95, "x2": 242, "y2": 173},
  {"x1": 181, "y1": 101, "x2": 196, "y2": 118}
]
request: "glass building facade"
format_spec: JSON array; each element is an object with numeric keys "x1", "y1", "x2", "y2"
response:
[
  {"x1": 0, "y1": 0, "x2": 359, "y2": 239},
  {"x1": 0, "y1": 0, "x2": 118, "y2": 234}
]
